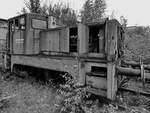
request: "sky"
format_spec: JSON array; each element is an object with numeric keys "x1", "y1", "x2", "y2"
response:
[{"x1": 0, "y1": 0, "x2": 150, "y2": 26}]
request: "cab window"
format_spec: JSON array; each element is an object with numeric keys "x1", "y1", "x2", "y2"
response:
[{"x1": 9, "y1": 17, "x2": 26, "y2": 31}]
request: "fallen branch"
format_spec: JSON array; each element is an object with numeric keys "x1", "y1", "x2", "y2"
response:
[
  {"x1": 0, "y1": 94, "x2": 17, "y2": 102},
  {"x1": 119, "y1": 88, "x2": 150, "y2": 97}
]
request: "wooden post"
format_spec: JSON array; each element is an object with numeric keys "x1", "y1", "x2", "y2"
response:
[
  {"x1": 107, "y1": 62, "x2": 117, "y2": 100},
  {"x1": 78, "y1": 62, "x2": 86, "y2": 85},
  {"x1": 140, "y1": 59, "x2": 145, "y2": 87}
]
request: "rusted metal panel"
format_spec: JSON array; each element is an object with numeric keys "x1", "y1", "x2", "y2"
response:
[
  {"x1": 25, "y1": 29, "x2": 35, "y2": 54},
  {"x1": 25, "y1": 14, "x2": 47, "y2": 54},
  {"x1": 78, "y1": 23, "x2": 89, "y2": 54},
  {"x1": 59, "y1": 28, "x2": 69, "y2": 52},
  {"x1": 11, "y1": 55, "x2": 79, "y2": 79},
  {"x1": 33, "y1": 30, "x2": 40, "y2": 54},
  {"x1": 40, "y1": 30, "x2": 60, "y2": 52},
  {"x1": 107, "y1": 22, "x2": 118, "y2": 61},
  {"x1": 86, "y1": 76, "x2": 107, "y2": 90}
]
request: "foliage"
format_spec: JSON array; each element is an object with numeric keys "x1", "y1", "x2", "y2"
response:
[
  {"x1": 0, "y1": 69, "x2": 150, "y2": 113},
  {"x1": 29, "y1": 0, "x2": 41, "y2": 13},
  {"x1": 41, "y1": 2, "x2": 77, "y2": 26},
  {"x1": 80, "y1": 0, "x2": 93, "y2": 23},
  {"x1": 127, "y1": 26, "x2": 150, "y2": 36},
  {"x1": 110, "y1": 10, "x2": 116, "y2": 19},
  {"x1": 124, "y1": 26, "x2": 150, "y2": 62},
  {"x1": 118, "y1": 76, "x2": 129, "y2": 88},
  {"x1": 81, "y1": 0, "x2": 106, "y2": 23},
  {"x1": 93, "y1": 0, "x2": 106, "y2": 21},
  {"x1": 20, "y1": 0, "x2": 77, "y2": 26},
  {"x1": 120, "y1": 16, "x2": 128, "y2": 28},
  {"x1": 20, "y1": 0, "x2": 41, "y2": 14},
  {"x1": 53, "y1": 73, "x2": 89, "y2": 113}
]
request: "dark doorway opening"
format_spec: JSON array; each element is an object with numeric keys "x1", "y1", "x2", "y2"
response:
[
  {"x1": 89, "y1": 25, "x2": 104, "y2": 53},
  {"x1": 69, "y1": 27, "x2": 78, "y2": 52}
]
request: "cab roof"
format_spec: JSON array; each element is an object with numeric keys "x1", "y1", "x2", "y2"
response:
[{"x1": 8, "y1": 13, "x2": 56, "y2": 21}]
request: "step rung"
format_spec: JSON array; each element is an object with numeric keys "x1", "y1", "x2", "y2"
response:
[{"x1": 86, "y1": 72, "x2": 107, "y2": 77}]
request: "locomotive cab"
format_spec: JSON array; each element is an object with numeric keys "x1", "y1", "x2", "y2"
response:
[{"x1": 7, "y1": 13, "x2": 62, "y2": 55}]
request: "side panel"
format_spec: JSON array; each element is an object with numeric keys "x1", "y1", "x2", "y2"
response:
[
  {"x1": 40, "y1": 30, "x2": 60, "y2": 52},
  {"x1": 33, "y1": 30, "x2": 40, "y2": 54},
  {"x1": 59, "y1": 28, "x2": 69, "y2": 53},
  {"x1": 25, "y1": 29, "x2": 34, "y2": 54},
  {"x1": 85, "y1": 62, "x2": 107, "y2": 97},
  {"x1": 25, "y1": 15, "x2": 33, "y2": 54},
  {"x1": 11, "y1": 55, "x2": 79, "y2": 79},
  {"x1": 107, "y1": 22, "x2": 118, "y2": 61},
  {"x1": 78, "y1": 23, "x2": 89, "y2": 54},
  {"x1": 13, "y1": 30, "x2": 24, "y2": 54},
  {"x1": 25, "y1": 14, "x2": 47, "y2": 54}
]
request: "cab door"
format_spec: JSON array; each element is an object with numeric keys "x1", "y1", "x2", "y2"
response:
[{"x1": 10, "y1": 16, "x2": 26, "y2": 54}]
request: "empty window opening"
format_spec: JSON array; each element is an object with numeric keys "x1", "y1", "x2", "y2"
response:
[
  {"x1": 89, "y1": 25, "x2": 104, "y2": 53},
  {"x1": 69, "y1": 27, "x2": 78, "y2": 52},
  {"x1": 91, "y1": 66, "x2": 107, "y2": 74},
  {"x1": 15, "y1": 19, "x2": 19, "y2": 29},
  {"x1": 9, "y1": 17, "x2": 26, "y2": 31}
]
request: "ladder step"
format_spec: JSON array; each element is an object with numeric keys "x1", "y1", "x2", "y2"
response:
[{"x1": 86, "y1": 72, "x2": 107, "y2": 77}]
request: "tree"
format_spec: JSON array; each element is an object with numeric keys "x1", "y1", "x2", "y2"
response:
[
  {"x1": 80, "y1": 0, "x2": 93, "y2": 23},
  {"x1": 21, "y1": 0, "x2": 77, "y2": 26},
  {"x1": 110, "y1": 10, "x2": 116, "y2": 19},
  {"x1": 26, "y1": 0, "x2": 41, "y2": 13},
  {"x1": 40, "y1": 2, "x2": 77, "y2": 26},
  {"x1": 93, "y1": 0, "x2": 106, "y2": 21},
  {"x1": 81, "y1": 0, "x2": 106, "y2": 23},
  {"x1": 20, "y1": 7, "x2": 28, "y2": 14},
  {"x1": 120, "y1": 16, "x2": 128, "y2": 28}
]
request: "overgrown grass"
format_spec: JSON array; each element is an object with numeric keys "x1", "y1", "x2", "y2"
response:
[
  {"x1": 0, "y1": 71, "x2": 64, "y2": 113},
  {"x1": 0, "y1": 71, "x2": 150, "y2": 113}
]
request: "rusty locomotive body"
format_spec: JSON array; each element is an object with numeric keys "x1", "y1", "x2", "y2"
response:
[{"x1": 6, "y1": 13, "x2": 124, "y2": 100}]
